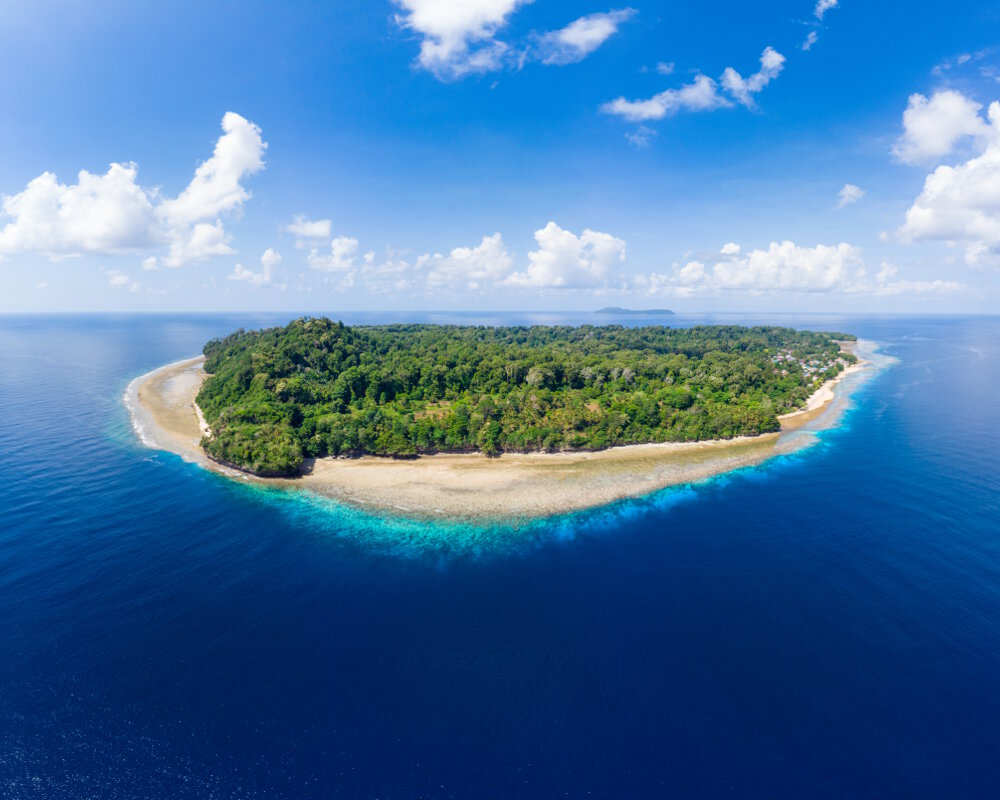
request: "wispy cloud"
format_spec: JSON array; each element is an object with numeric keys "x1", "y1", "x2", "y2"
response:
[
  {"x1": 229, "y1": 248, "x2": 284, "y2": 288},
  {"x1": 721, "y1": 47, "x2": 786, "y2": 109},
  {"x1": 814, "y1": 0, "x2": 838, "y2": 21},
  {"x1": 393, "y1": 1, "x2": 634, "y2": 78},
  {"x1": 534, "y1": 9, "x2": 636, "y2": 66},
  {"x1": 602, "y1": 74, "x2": 731, "y2": 122},
  {"x1": 837, "y1": 183, "x2": 865, "y2": 208},
  {"x1": 603, "y1": 47, "x2": 784, "y2": 121},
  {"x1": 625, "y1": 126, "x2": 657, "y2": 147}
]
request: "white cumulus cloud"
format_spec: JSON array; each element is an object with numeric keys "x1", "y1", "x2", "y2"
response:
[
  {"x1": 0, "y1": 112, "x2": 266, "y2": 268},
  {"x1": 392, "y1": 0, "x2": 527, "y2": 79},
  {"x1": 158, "y1": 113, "x2": 265, "y2": 228},
  {"x1": 394, "y1": 0, "x2": 634, "y2": 78},
  {"x1": 535, "y1": 9, "x2": 635, "y2": 66},
  {"x1": 898, "y1": 98, "x2": 1000, "y2": 265},
  {"x1": 639, "y1": 241, "x2": 862, "y2": 294},
  {"x1": 285, "y1": 214, "x2": 332, "y2": 246},
  {"x1": 420, "y1": 232, "x2": 513, "y2": 290},
  {"x1": 162, "y1": 221, "x2": 233, "y2": 269},
  {"x1": 711, "y1": 241, "x2": 860, "y2": 291},
  {"x1": 156, "y1": 113, "x2": 266, "y2": 267},
  {"x1": 847, "y1": 261, "x2": 962, "y2": 295},
  {"x1": 307, "y1": 236, "x2": 360, "y2": 272},
  {"x1": 505, "y1": 221, "x2": 625, "y2": 288},
  {"x1": 0, "y1": 163, "x2": 157, "y2": 258},
  {"x1": 892, "y1": 90, "x2": 991, "y2": 165},
  {"x1": 838, "y1": 183, "x2": 865, "y2": 207},
  {"x1": 638, "y1": 242, "x2": 960, "y2": 297}
]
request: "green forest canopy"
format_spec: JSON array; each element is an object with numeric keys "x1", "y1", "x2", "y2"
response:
[{"x1": 195, "y1": 318, "x2": 857, "y2": 476}]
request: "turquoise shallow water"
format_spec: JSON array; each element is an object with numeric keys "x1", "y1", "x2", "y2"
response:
[{"x1": 2, "y1": 313, "x2": 999, "y2": 798}]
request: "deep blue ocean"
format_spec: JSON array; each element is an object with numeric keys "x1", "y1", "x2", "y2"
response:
[{"x1": 2, "y1": 312, "x2": 999, "y2": 799}]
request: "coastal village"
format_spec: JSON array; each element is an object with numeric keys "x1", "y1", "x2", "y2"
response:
[{"x1": 769, "y1": 345, "x2": 854, "y2": 385}]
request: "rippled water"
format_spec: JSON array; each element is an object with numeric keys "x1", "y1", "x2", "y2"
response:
[{"x1": 2, "y1": 312, "x2": 999, "y2": 798}]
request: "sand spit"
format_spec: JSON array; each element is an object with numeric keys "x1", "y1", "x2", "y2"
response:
[{"x1": 127, "y1": 343, "x2": 873, "y2": 519}]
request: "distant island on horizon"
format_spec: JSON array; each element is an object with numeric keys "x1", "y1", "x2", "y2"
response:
[
  {"x1": 191, "y1": 318, "x2": 856, "y2": 477},
  {"x1": 596, "y1": 307, "x2": 675, "y2": 316}
]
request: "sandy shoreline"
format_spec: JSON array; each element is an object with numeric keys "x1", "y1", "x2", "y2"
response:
[{"x1": 126, "y1": 343, "x2": 872, "y2": 519}]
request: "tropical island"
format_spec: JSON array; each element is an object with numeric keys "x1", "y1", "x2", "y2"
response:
[{"x1": 193, "y1": 318, "x2": 857, "y2": 477}]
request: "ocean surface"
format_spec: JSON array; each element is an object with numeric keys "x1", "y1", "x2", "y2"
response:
[{"x1": 1, "y1": 312, "x2": 999, "y2": 799}]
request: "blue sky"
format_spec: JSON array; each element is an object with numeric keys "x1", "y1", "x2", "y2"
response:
[{"x1": 2, "y1": 0, "x2": 1000, "y2": 312}]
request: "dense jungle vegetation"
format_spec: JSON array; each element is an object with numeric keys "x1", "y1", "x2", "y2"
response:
[{"x1": 195, "y1": 318, "x2": 856, "y2": 476}]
